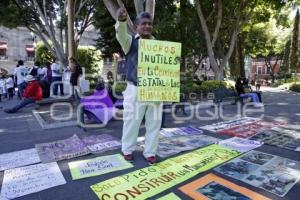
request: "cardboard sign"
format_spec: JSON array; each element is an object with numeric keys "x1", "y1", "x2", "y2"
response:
[
  {"x1": 218, "y1": 137, "x2": 263, "y2": 153},
  {"x1": 137, "y1": 39, "x2": 181, "y2": 102},
  {"x1": 0, "y1": 162, "x2": 66, "y2": 199},
  {"x1": 214, "y1": 150, "x2": 300, "y2": 197},
  {"x1": 0, "y1": 148, "x2": 40, "y2": 171},
  {"x1": 81, "y1": 134, "x2": 121, "y2": 154},
  {"x1": 91, "y1": 144, "x2": 240, "y2": 200},
  {"x1": 179, "y1": 173, "x2": 270, "y2": 200},
  {"x1": 35, "y1": 135, "x2": 90, "y2": 162},
  {"x1": 69, "y1": 154, "x2": 133, "y2": 180}
]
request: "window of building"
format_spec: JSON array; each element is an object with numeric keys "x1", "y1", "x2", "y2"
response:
[
  {"x1": 257, "y1": 66, "x2": 262, "y2": 75},
  {"x1": 0, "y1": 42, "x2": 7, "y2": 60},
  {"x1": 26, "y1": 45, "x2": 35, "y2": 60}
]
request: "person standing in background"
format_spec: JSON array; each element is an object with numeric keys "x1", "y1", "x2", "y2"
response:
[
  {"x1": 51, "y1": 58, "x2": 64, "y2": 96},
  {"x1": 14, "y1": 60, "x2": 28, "y2": 99},
  {"x1": 6, "y1": 75, "x2": 14, "y2": 100},
  {"x1": 69, "y1": 57, "x2": 82, "y2": 98}
]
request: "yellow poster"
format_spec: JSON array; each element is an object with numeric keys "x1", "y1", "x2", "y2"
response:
[
  {"x1": 90, "y1": 145, "x2": 240, "y2": 200},
  {"x1": 137, "y1": 39, "x2": 181, "y2": 102}
]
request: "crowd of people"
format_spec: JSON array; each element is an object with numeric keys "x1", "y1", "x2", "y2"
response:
[{"x1": 0, "y1": 57, "x2": 82, "y2": 113}]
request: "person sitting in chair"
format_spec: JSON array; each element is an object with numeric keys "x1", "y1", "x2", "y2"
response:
[
  {"x1": 4, "y1": 75, "x2": 42, "y2": 113},
  {"x1": 235, "y1": 77, "x2": 263, "y2": 107}
]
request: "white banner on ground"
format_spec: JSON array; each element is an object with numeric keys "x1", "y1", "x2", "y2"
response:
[
  {"x1": 160, "y1": 126, "x2": 203, "y2": 137},
  {"x1": 0, "y1": 162, "x2": 66, "y2": 199},
  {"x1": 68, "y1": 154, "x2": 133, "y2": 180},
  {"x1": 218, "y1": 137, "x2": 263, "y2": 153},
  {"x1": 88, "y1": 141, "x2": 121, "y2": 153},
  {"x1": 0, "y1": 148, "x2": 41, "y2": 171},
  {"x1": 200, "y1": 117, "x2": 259, "y2": 132}
]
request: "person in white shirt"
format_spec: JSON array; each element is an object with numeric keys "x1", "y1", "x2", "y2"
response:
[
  {"x1": 51, "y1": 58, "x2": 64, "y2": 96},
  {"x1": 6, "y1": 75, "x2": 14, "y2": 99},
  {"x1": 0, "y1": 74, "x2": 5, "y2": 102},
  {"x1": 14, "y1": 60, "x2": 28, "y2": 99}
]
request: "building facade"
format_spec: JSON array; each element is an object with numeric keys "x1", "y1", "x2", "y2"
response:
[
  {"x1": 0, "y1": 26, "x2": 99, "y2": 74},
  {"x1": 250, "y1": 58, "x2": 281, "y2": 83}
]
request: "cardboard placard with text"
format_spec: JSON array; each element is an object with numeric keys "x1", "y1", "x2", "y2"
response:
[{"x1": 137, "y1": 39, "x2": 181, "y2": 102}]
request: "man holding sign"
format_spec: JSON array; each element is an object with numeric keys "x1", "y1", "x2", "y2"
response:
[{"x1": 115, "y1": 8, "x2": 164, "y2": 165}]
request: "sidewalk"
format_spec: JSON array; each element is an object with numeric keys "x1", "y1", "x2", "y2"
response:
[{"x1": 0, "y1": 88, "x2": 299, "y2": 200}]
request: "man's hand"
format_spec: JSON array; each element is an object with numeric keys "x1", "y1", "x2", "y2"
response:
[{"x1": 117, "y1": 7, "x2": 127, "y2": 21}]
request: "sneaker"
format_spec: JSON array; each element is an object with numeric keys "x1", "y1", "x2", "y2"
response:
[
  {"x1": 144, "y1": 156, "x2": 158, "y2": 165},
  {"x1": 122, "y1": 153, "x2": 134, "y2": 162}
]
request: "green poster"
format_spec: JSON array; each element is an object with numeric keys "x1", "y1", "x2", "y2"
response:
[
  {"x1": 91, "y1": 145, "x2": 240, "y2": 200},
  {"x1": 157, "y1": 193, "x2": 181, "y2": 200},
  {"x1": 68, "y1": 154, "x2": 133, "y2": 180},
  {"x1": 137, "y1": 39, "x2": 181, "y2": 102}
]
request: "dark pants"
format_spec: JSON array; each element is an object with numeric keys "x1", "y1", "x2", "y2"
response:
[
  {"x1": 7, "y1": 88, "x2": 14, "y2": 99},
  {"x1": 9, "y1": 98, "x2": 35, "y2": 113},
  {"x1": 52, "y1": 76, "x2": 64, "y2": 96},
  {"x1": 254, "y1": 92, "x2": 262, "y2": 103}
]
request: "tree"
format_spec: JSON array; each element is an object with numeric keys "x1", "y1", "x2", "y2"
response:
[
  {"x1": 194, "y1": 0, "x2": 290, "y2": 80},
  {"x1": 1, "y1": 0, "x2": 95, "y2": 66},
  {"x1": 290, "y1": 9, "x2": 300, "y2": 73},
  {"x1": 281, "y1": 39, "x2": 292, "y2": 81}
]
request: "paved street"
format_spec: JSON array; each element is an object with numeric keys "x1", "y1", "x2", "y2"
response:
[{"x1": 0, "y1": 87, "x2": 300, "y2": 200}]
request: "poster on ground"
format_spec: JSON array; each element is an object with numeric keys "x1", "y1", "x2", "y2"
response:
[
  {"x1": 137, "y1": 135, "x2": 220, "y2": 158},
  {"x1": 35, "y1": 134, "x2": 90, "y2": 163},
  {"x1": 137, "y1": 39, "x2": 181, "y2": 102},
  {"x1": 68, "y1": 154, "x2": 133, "y2": 180},
  {"x1": 81, "y1": 134, "x2": 121, "y2": 154},
  {"x1": 250, "y1": 127, "x2": 300, "y2": 152},
  {"x1": 91, "y1": 144, "x2": 240, "y2": 200},
  {"x1": 157, "y1": 193, "x2": 181, "y2": 200},
  {"x1": 218, "y1": 137, "x2": 263, "y2": 153},
  {"x1": 0, "y1": 148, "x2": 41, "y2": 171},
  {"x1": 200, "y1": 117, "x2": 259, "y2": 132},
  {"x1": 217, "y1": 121, "x2": 272, "y2": 138},
  {"x1": 0, "y1": 162, "x2": 66, "y2": 199},
  {"x1": 160, "y1": 126, "x2": 203, "y2": 137},
  {"x1": 179, "y1": 173, "x2": 270, "y2": 200},
  {"x1": 214, "y1": 150, "x2": 300, "y2": 197}
]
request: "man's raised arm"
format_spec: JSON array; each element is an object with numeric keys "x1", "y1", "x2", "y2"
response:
[{"x1": 115, "y1": 8, "x2": 132, "y2": 54}]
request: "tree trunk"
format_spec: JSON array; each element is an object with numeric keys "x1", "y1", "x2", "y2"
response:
[
  {"x1": 68, "y1": 0, "x2": 76, "y2": 70},
  {"x1": 238, "y1": 36, "x2": 245, "y2": 78}
]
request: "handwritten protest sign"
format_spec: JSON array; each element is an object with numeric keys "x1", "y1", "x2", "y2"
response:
[
  {"x1": 0, "y1": 148, "x2": 40, "y2": 171},
  {"x1": 137, "y1": 39, "x2": 181, "y2": 102},
  {"x1": 218, "y1": 137, "x2": 263, "y2": 153},
  {"x1": 35, "y1": 134, "x2": 90, "y2": 163},
  {"x1": 68, "y1": 154, "x2": 133, "y2": 180},
  {"x1": 0, "y1": 162, "x2": 66, "y2": 199},
  {"x1": 91, "y1": 144, "x2": 240, "y2": 200},
  {"x1": 81, "y1": 134, "x2": 121, "y2": 154}
]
